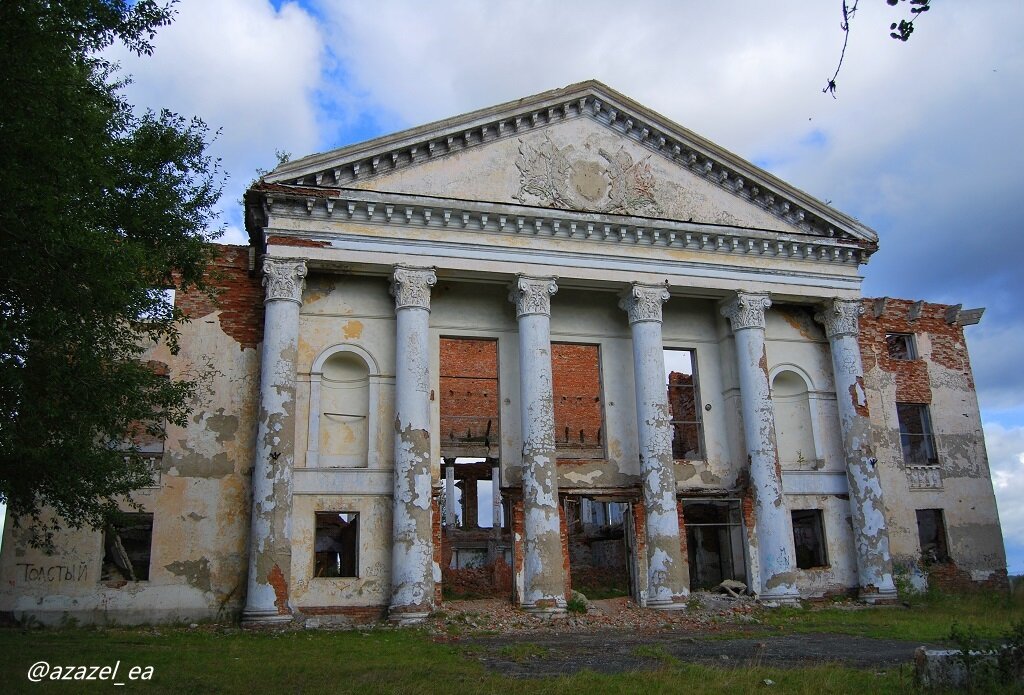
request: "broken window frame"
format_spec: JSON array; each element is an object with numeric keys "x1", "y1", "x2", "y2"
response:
[
  {"x1": 915, "y1": 508, "x2": 951, "y2": 564},
  {"x1": 896, "y1": 402, "x2": 938, "y2": 465},
  {"x1": 101, "y1": 512, "x2": 154, "y2": 583},
  {"x1": 313, "y1": 511, "x2": 359, "y2": 579},
  {"x1": 664, "y1": 348, "x2": 705, "y2": 461},
  {"x1": 791, "y1": 509, "x2": 829, "y2": 569},
  {"x1": 885, "y1": 332, "x2": 917, "y2": 360}
]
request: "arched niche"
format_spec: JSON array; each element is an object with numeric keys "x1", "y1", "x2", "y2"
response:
[
  {"x1": 307, "y1": 344, "x2": 381, "y2": 468},
  {"x1": 771, "y1": 368, "x2": 820, "y2": 469}
]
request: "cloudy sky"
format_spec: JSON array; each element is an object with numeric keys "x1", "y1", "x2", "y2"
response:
[{"x1": 104, "y1": 0, "x2": 1024, "y2": 572}]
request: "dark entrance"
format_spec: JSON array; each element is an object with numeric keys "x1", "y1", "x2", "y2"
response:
[{"x1": 683, "y1": 500, "x2": 747, "y2": 590}]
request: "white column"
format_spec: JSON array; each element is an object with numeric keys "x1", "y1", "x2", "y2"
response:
[
  {"x1": 721, "y1": 291, "x2": 800, "y2": 604},
  {"x1": 816, "y1": 298, "x2": 897, "y2": 602},
  {"x1": 388, "y1": 265, "x2": 437, "y2": 623},
  {"x1": 509, "y1": 275, "x2": 566, "y2": 613},
  {"x1": 242, "y1": 257, "x2": 307, "y2": 625},
  {"x1": 620, "y1": 282, "x2": 688, "y2": 608},
  {"x1": 492, "y1": 463, "x2": 502, "y2": 531},
  {"x1": 445, "y1": 460, "x2": 457, "y2": 530}
]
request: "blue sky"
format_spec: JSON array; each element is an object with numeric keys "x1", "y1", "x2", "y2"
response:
[{"x1": 11, "y1": 1, "x2": 1023, "y2": 575}]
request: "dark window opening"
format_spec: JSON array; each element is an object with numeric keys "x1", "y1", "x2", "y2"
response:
[
  {"x1": 665, "y1": 349, "x2": 704, "y2": 460},
  {"x1": 551, "y1": 343, "x2": 604, "y2": 460},
  {"x1": 101, "y1": 513, "x2": 153, "y2": 582},
  {"x1": 684, "y1": 500, "x2": 746, "y2": 590},
  {"x1": 885, "y1": 332, "x2": 917, "y2": 360},
  {"x1": 314, "y1": 512, "x2": 359, "y2": 578},
  {"x1": 916, "y1": 509, "x2": 950, "y2": 564},
  {"x1": 791, "y1": 509, "x2": 828, "y2": 569},
  {"x1": 565, "y1": 496, "x2": 631, "y2": 599},
  {"x1": 897, "y1": 403, "x2": 938, "y2": 464}
]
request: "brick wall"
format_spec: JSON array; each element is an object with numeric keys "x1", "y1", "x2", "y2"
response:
[
  {"x1": 439, "y1": 338, "x2": 499, "y2": 447},
  {"x1": 175, "y1": 244, "x2": 263, "y2": 350},
  {"x1": 551, "y1": 343, "x2": 604, "y2": 458}
]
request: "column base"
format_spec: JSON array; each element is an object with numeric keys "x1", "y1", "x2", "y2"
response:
[
  {"x1": 647, "y1": 594, "x2": 689, "y2": 611},
  {"x1": 241, "y1": 609, "x2": 293, "y2": 627},
  {"x1": 757, "y1": 589, "x2": 802, "y2": 607},
  {"x1": 859, "y1": 588, "x2": 899, "y2": 605},
  {"x1": 388, "y1": 605, "x2": 432, "y2": 625},
  {"x1": 521, "y1": 599, "x2": 567, "y2": 617}
]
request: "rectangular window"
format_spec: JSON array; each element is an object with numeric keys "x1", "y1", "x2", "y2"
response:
[
  {"x1": 683, "y1": 500, "x2": 746, "y2": 590},
  {"x1": 791, "y1": 509, "x2": 828, "y2": 569},
  {"x1": 439, "y1": 338, "x2": 499, "y2": 457},
  {"x1": 101, "y1": 512, "x2": 153, "y2": 582},
  {"x1": 885, "y1": 332, "x2": 917, "y2": 360},
  {"x1": 314, "y1": 512, "x2": 359, "y2": 578},
  {"x1": 665, "y1": 348, "x2": 704, "y2": 460},
  {"x1": 551, "y1": 343, "x2": 604, "y2": 459},
  {"x1": 897, "y1": 403, "x2": 938, "y2": 464},
  {"x1": 916, "y1": 509, "x2": 950, "y2": 564}
]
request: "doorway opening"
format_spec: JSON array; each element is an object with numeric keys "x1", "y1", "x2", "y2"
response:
[
  {"x1": 683, "y1": 499, "x2": 747, "y2": 590},
  {"x1": 563, "y1": 495, "x2": 633, "y2": 599}
]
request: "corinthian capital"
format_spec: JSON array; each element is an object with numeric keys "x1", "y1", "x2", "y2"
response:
[
  {"x1": 390, "y1": 265, "x2": 437, "y2": 311},
  {"x1": 263, "y1": 257, "x2": 307, "y2": 304},
  {"x1": 720, "y1": 291, "x2": 771, "y2": 331},
  {"x1": 619, "y1": 282, "x2": 670, "y2": 325},
  {"x1": 815, "y1": 298, "x2": 864, "y2": 339},
  {"x1": 509, "y1": 275, "x2": 558, "y2": 318}
]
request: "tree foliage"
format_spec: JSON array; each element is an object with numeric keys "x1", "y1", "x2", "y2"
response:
[
  {"x1": 0, "y1": 0, "x2": 222, "y2": 544},
  {"x1": 823, "y1": 0, "x2": 932, "y2": 98}
]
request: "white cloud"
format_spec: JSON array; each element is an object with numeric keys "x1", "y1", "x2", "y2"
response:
[
  {"x1": 983, "y1": 421, "x2": 1024, "y2": 570},
  {"x1": 107, "y1": 0, "x2": 328, "y2": 243}
]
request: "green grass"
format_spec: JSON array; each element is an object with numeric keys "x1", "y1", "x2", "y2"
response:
[{"x1": 761, "y1": 589, "x2": 1024, "y2": 642}]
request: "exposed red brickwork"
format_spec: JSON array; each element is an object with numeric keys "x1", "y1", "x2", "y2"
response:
[
  {"x1": 676, "y1": 499, "x2": 689, "y2": 562},
  {"x1": 632, "y1": 502, "x2": 646, "y2": 572},
  {"x1": 267, "y1": 564, "x2": 289, "y2": 615},
  {"x1": 266, "y1": 235, "x2": 330, "y2": 248},
  {"x1": 928, "y1": 563, "x2": 1009, "y2": 592},
  {"x1": 439, "y1": 338, "x2": 499, "y2": 451},
  {"x1": 299, "y1": 605, "x2": 387, "y2": 622},
  {"x1": 551, "y1": 343, "x2": 604, "y2": 460},
  {"x1": 859, "y1": 298, "x2": 977, "y2": 402},
  {"x1": 510, "y1": 497, "x2": 525, "y2": 604},
  {"x1": 432, "y1": 496, "x2": 443, "y2": 605},
  {"x1": 176, "y1": 244, "x2": 264, "y2": 350}
]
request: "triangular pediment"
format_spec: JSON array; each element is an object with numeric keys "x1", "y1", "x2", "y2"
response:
[{"x1": 261, "y1": 81, "x2": 877, "y2": 246}]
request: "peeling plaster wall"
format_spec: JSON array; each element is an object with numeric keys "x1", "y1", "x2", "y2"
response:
[
  {"x1": 0, "y1": 247, "x2": 261, "y2": 625},
  {"x1": 860, "y1": 299, "x2": 1006, "y2": 587}
]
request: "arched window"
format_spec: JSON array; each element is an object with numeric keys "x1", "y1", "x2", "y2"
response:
[
  {"x1": 772, "y1": 370, "x2": 817, "y2": 469},
  {"x1": 307, "y1": 345, "x2": 379, "y2": 468}
]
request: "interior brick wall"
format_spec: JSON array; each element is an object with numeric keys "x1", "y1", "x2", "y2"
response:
[{"x1": 551, "y1": 343, "x2": 604, "y2": 456}]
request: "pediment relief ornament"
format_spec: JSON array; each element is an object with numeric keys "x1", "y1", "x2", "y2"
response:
[
  {"x1": 514, "y1": 133, "x2": 662, "y2": 216},
  {"x1": 263, "y1": 257, "x2": 307, "y2": 304}
]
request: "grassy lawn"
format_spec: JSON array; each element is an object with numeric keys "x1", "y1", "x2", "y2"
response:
[
  {"x1": 761, "y1": 588, "x2": 1024, "y2": 642},
  {"x1": 0, "y1": 590, "x2": 1021, "y2": 694}
]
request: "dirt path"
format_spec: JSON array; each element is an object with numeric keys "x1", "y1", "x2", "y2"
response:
[{"x1": 461, "y1": 630, "x2": 932, "y2": 678}]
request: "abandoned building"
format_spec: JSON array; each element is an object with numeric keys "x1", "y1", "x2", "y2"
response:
[{"x1": 0, "y1": 81, "x2": 1007, "y2": 625}]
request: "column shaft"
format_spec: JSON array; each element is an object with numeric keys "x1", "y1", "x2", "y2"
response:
[
  {"x1": 816, "y1": 299, "x2": 897, "y2": 601},
  {"x1": 243, "y1": 257, "x2": 306, "y2": 624},
  {"x1": 510, "y1": 275, "x2": 566, "y2": 613},
  {"x1": 620, "y1": 283, "x2": 688, "y2": 608},
  {"x1": 721, "y1": 292, "x2": 799, "y2": 603},
  {"x1": 389, "y1": 266, "x2": 437, "y2": 623}
]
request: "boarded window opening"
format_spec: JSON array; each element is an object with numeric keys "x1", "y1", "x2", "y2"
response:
[
  {"x1": 665, "y1": 349, "x2": 704, "y2": 460},
  {"x1": 916, "y1": 508, "x2": 950, "y2": 564},
  {"x1": 551, "y1": 343, "x2": 604, "y2": 460},
  {"x1": 101, "y1": 513, "x2": 153, "y2": 582},
  {"x1": 897, "y1": 403, "x2": 938, "y2": 464},
  {"x1": 314, "y1": 512, "x2": 359, "y2": 578},
  {"x1": 684, "y1": 500, "x2": 746, "y2": 590},
  {"x1": 792, "y1": 509, "x2": 828, "y2": 569},
  {"x1": 885, "y1": 333, "x2": 917, "y2": 360},
  {"x1": 439, "y1": 338, "x2": 499, "y2": 458}
]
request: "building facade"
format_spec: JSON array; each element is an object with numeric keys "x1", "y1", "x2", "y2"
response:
[{"x1": 0, "y1": 82, "x2": 1006, "y2": 625}]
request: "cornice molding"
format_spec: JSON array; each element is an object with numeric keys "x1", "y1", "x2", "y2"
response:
[
  {"x1": 260, "y1": 82, "x2": 876, "y2": 248},
  {"x1": 259, "y1": 187, "x2": 867, "y2": 267}
]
